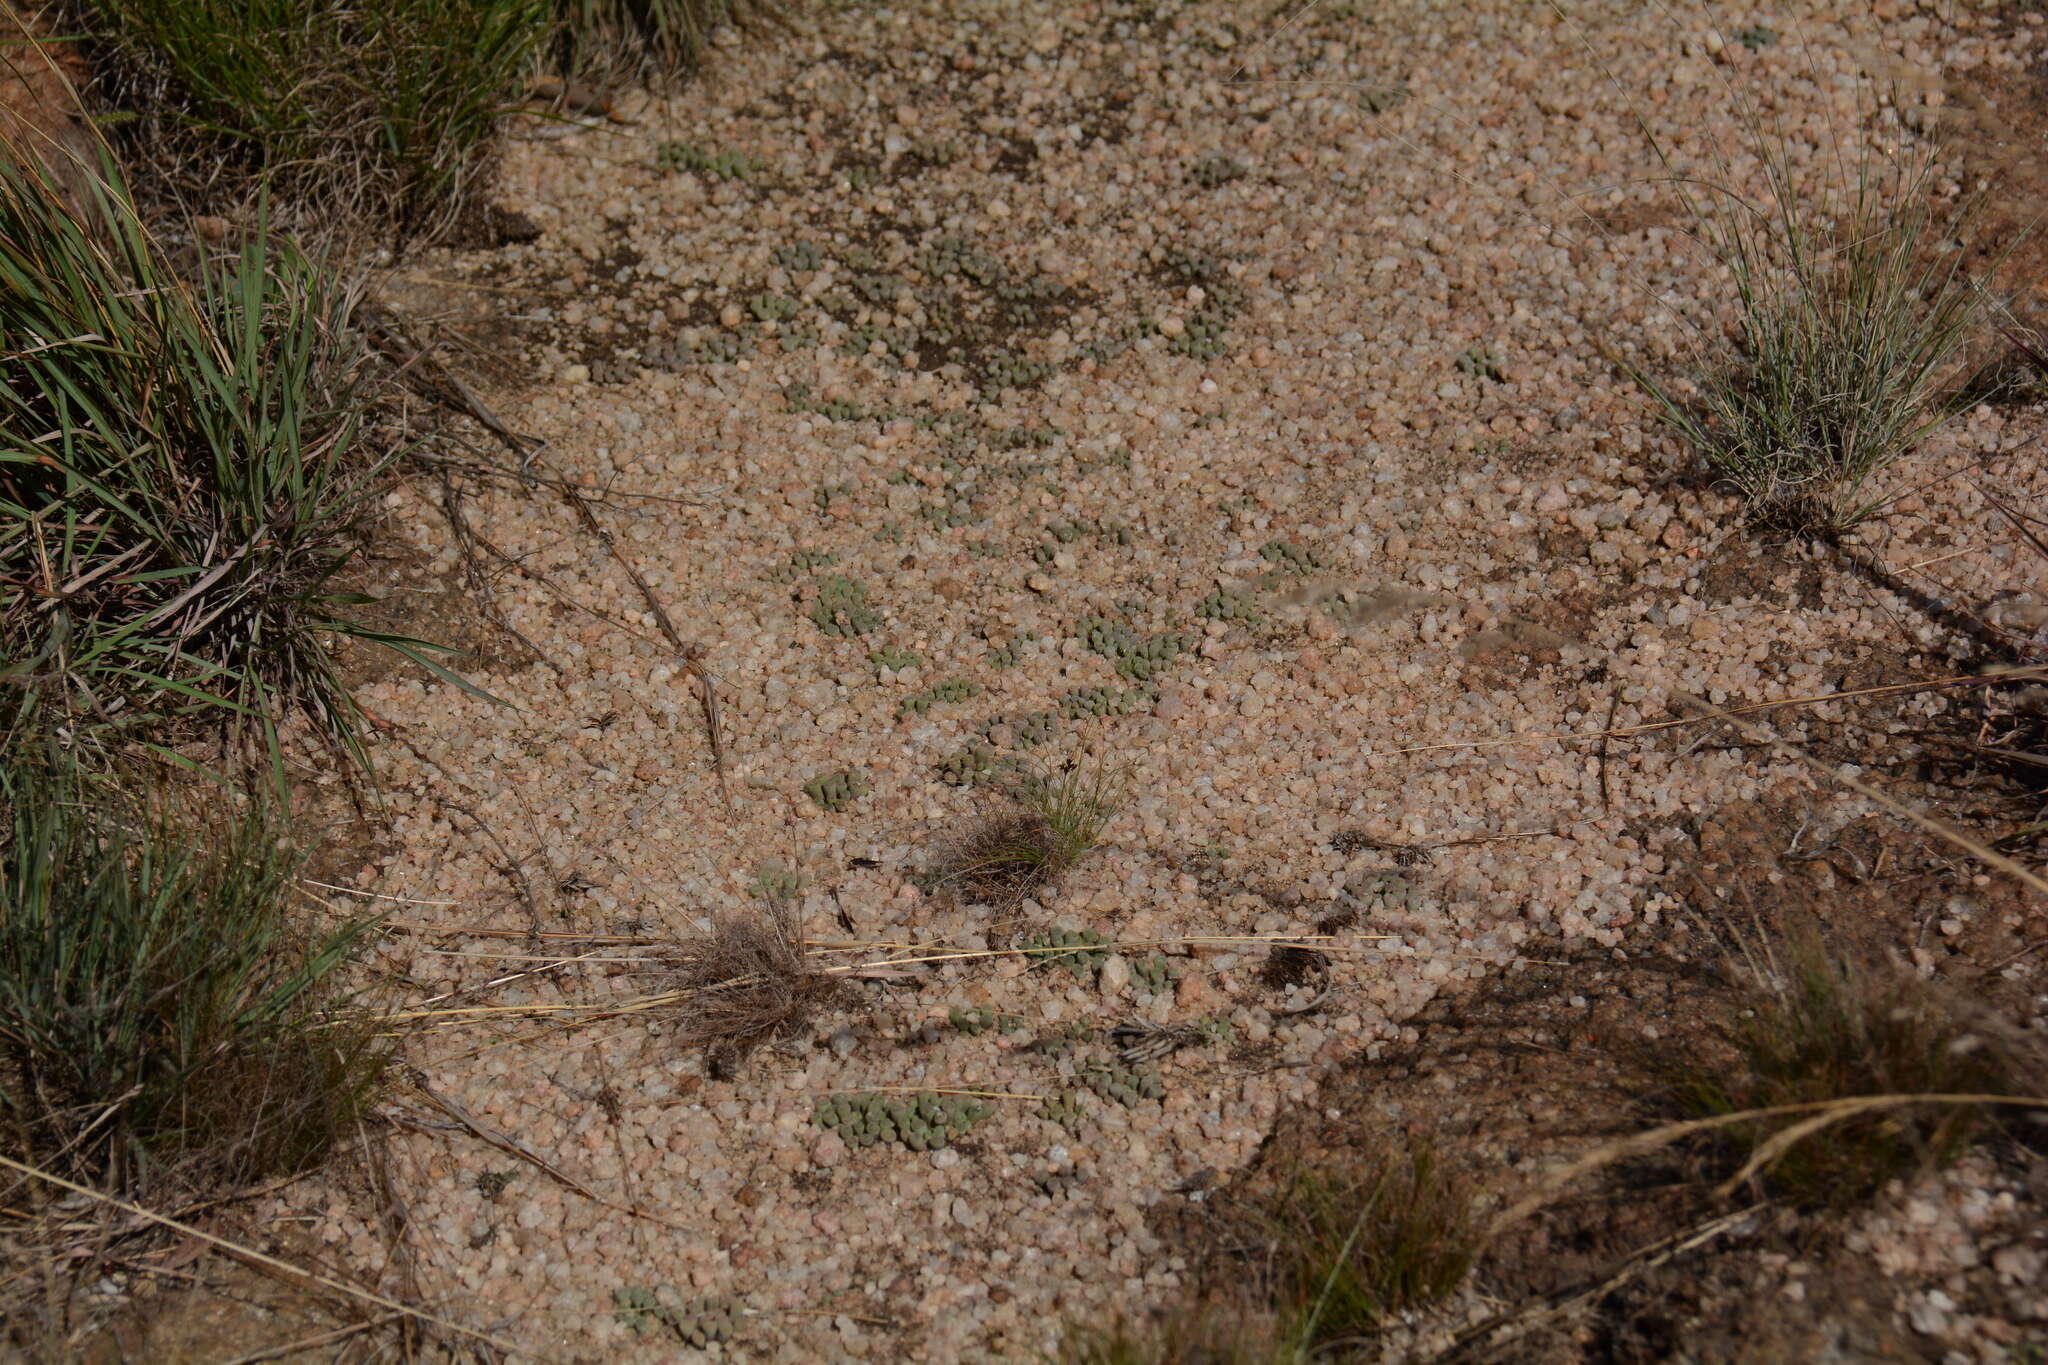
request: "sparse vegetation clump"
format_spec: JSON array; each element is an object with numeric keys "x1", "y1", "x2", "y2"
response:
[
  {"x1": 1658, "y1": 925, "x2": 2015, "y2": 1207},
  {"x1": 811, "y1": 1089, "x2": 991, "y2": 1150},
  {"x1": 1061, "y1": 1135, "x2": 1472, "y2": 1361},
  {"x1": 0, "y1": 160, "x2": 446, "y2": 771},
  {"x1": 671, "y1": 898, "x2": 838, "y2": 1078},
  {"x1": 1257, "y1": 1137, "x2": 1477, "y2": 1339},
  {"x1": 0, "y1": 751, "x2": 385, "y2": 1198},
  {"x1": 81, "y1": 0, "x2": 549, "y2": 233},
  {"x1": 555, "y1": 0, "x2": 780, "y2": 82},
  {"x1": 944, "y1": 759, "x2": 1127, "y2": 908},
  {"x1": 1624, "y1": 145, "x2": 1989, "y2": 534}
]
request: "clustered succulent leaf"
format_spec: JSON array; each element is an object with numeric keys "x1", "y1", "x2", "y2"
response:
[
  {"x1": 764, "y1": 549, "x2": 838, "y2": 583},
  {"x1": 810, "y1": 575, "x2": 881, "y2": 637},
  {"x1": 613, "y1": 1286, "x2": 737, "y2": 1347},
  {"x1": 1030, "y1": 1022, "x2": 1100, "y2": 1060},
  {"x1": 948, "y1": 1004, "x2": 1023, "y2": 1036},
  {"x1": 899, "y1": 677, "x2": 982, "y2": 718},
  {"x1": 1060, "y1": 684, "x2": 1158, "y2": 720},
  {"x1": 1195, "y1": 587, "x2": 1263, "y2": 624},
  {"x1": 750, "y1": 291, "x2": 800, "y2": 322},
  {"x1": 1082, "y1": 1057, "x2": 1166, "y2": 1108},
  {"x1": 775, "y1": 241, "x2": 824, "y2": 271},
  {"x1": 655, "y1": 141, "x2": 762, "y2": 180},
  {"x1": 1078, "y1": 617, "x2": 1191, "y2": 682},
  {"x1": 985, "y1": 710, "x2": 1059, "y2": 749},
  {"x1": 1131, "y1": 954, "x2": 1179, "y2": 996},
  {"x1": 868, "y1": 645, "x2": 922, "y2": 674},
  {"x1": 1039, "y1": 1088, "x2": 1087, "y2": 1131},
  {"x1": 1023, "y1": 926, "x2": 1111, "y2": 978},
  {"x1": 803, "y1": 768, "x2": 869, "y2": 813},
  {"x1": 1189, "y1": 152, "x2": 1248, "y2": 189},
  {"x1": 748, "y1": 861, "x2": 804, "y2": 902},
  {"x1": 937, "y1": 743, "x2": 1007, "y2": 787},
  {"x1": 812, "y1": 1091, "x2": 992, "y2": 1150},
  {"x1": 1260, "y1": 538, "x2": 1332, "y2": 574},
  {"x1": 985, "y1": 632, "x2": 1039, "y2": 668}
]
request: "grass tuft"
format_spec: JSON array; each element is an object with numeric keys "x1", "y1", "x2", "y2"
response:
[
  {"x1": 0, "y1": 749, "x2": 385, "y2": 1197},
  {"x1": 946, "y1": 756, "x2": 1128, "y2": 909},
  {"x1": 0, "y1": 156, "x2": 456, "y2": 775},
  {"x1": 1064, "y1": 1134, "x2": 1474, "y2": 1363},
  {"x1": 551, "y1": 0, "x2": 783, "y2": 84},
  {"x1": 671, "y1": 895, "x2": 838, "y2": 1078},
  {"x1": 1260, "y1": 1135, "x2": 1476, "y2": 1341},
  {"x1": 1623, "y1": 144, "x2": 1988, "y2": 534},
  {"x1": 1659, "y1": 923, "x2": 2012, "y2": 1208},
  {"x1": 80, "y1": 0, "x2": 549, "y2": 236}
]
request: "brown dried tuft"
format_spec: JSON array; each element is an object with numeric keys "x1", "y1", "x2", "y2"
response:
[{"x1": 671, "y1": 898, "x2": 838, "y2": 1078}]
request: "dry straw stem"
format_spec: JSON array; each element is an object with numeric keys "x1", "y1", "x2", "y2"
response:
[
  {"x1": 1490, "y1": 1092, "x2": 2048, "y2": 1236},
  {"x1": 0, "y1": 1150, "x2": 532, "y2": 1359}
]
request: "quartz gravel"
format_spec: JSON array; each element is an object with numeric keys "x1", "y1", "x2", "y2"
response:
[{"x1": 278, "y1": 1, "x2": 2048, "y2": 1357}]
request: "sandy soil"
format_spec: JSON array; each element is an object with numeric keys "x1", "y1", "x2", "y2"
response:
[{"x1": 221, "y1": 1, "x2": 2048, "y2": 1358}]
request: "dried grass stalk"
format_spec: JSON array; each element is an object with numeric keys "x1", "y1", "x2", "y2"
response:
[{"x1": 671, "y1": 897, "x2": 837, "y2": 1077}]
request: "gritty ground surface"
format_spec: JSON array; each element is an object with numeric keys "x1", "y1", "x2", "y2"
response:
[{"x1": 171, "y1": 1, "x2": 2048, "y2": 1359}]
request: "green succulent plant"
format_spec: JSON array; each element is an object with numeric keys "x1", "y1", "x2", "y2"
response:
[
  {"x1": 810, "y1": 576, "x2": 881, "y2": 637},
  {"x1": 804, "y1": 769, "x2": 870, "y2": 813},
  {"x1": 812, "y1": 1090, "x2": 992, "y2": 1150}
]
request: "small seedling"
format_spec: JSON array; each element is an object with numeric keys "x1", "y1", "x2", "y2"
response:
[
  {"x1": 1454, "y1": 345, "x2": 1505, "y2": 382},
  {"x1": 804, "y1": 769, "x2": 870, "y2": 812},
  {"x1": 748, "y1": 861, "x2": 805, "y2": 902},
  {"x1": 1734, "y1": 24, "x2": 1776, "y2": 50},
  {"x1": 1189, "y1": 153, "x2": 1248, "y2": 189}
]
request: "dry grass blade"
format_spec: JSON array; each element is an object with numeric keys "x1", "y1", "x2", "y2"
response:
[
  {"x1": 1491, "y1": 1092, "x2": 2048, "y2": 1235},
  {"x1": 671, "y1": 897, "x2": 838, "y2": 1077},
  {"x1": 0, "y1": 1151, "x2": 530, "y2": 1358}
]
